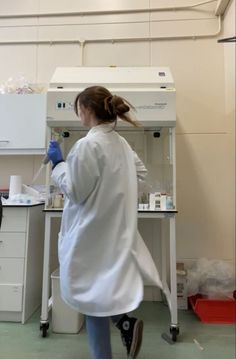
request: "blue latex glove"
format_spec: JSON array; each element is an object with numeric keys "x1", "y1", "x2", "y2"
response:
[{"x1": 47, "y1": 140, "x2": 64, "y2": 166}]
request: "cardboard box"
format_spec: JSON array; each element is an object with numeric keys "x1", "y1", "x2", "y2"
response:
[{"x1": 177, "y1": 262, "x2": 188, "y2": 310}]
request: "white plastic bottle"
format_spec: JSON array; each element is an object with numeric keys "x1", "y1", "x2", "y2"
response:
[{"x1": 160, "y1": 193, "x2": 167, "y2": 210}]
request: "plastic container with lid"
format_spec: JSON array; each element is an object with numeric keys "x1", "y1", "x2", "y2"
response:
[{"x1": 51, "y1": 269, "x2": 84, "y2": 334}]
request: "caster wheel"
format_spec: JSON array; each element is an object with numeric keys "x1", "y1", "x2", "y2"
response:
[
  {"x1": 170, "y1": 326, "x2": 179, "y2": 342},
  {"x1": 40, "y1": 322, "x2": 49, "y2": 338}
]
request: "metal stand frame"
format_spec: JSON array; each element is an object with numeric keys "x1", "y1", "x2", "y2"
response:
[{"x1": 40, "y1": 210, "x2": 179, "y2": 341}]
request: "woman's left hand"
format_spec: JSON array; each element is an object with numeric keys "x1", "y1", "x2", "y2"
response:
[{"x1": 47, "y1": 140, "x2": 64, "y2": 166}]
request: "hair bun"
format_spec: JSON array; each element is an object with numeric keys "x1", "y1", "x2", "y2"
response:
[{"x1": 111, "y1": 95, "x2": 130, "y2": 116}]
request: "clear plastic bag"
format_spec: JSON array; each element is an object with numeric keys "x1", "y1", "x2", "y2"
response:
[
  {"x1": 187, "y1": 258, "x2": 235, "y2": 299},
  {"x1": 0, "y1": 75, "x2": 34, "y2": 94}
]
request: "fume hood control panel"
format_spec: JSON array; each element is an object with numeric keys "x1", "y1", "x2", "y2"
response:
[
  {"x1": 47, "y1": 67, "x2": 176, "y2": 128},
  {"x1": 47, "y1": 89, "x2": 175, "y2": 128}
]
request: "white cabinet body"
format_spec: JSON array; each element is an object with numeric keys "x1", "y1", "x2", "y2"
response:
[
  {"x1": 0, "y1": 204, "x2": 44, "y2": 323},
  {"x1": 0, "y1": 94, "x2": 46, "y2": 154}
]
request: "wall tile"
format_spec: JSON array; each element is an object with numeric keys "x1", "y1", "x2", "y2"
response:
[
  {"x1": 37, "y1": 44, "x2": 81, "y2": 82},
  {"x1": 0, "y1": 26, "x2": 38, "y2": 41},
  {"x1": 0, "y1": 46, "x2": 37, "y2": 83},
  {"x1": 150, "y1": 1, "x2": 216, "y2": 21},
  {"x1": 0, "y1": 18, "x2": 38, "y2": 27},
  {"x1": 176, "y1": 133, "x2": 235, "y2": 259},
  {"x1": 0, "y1": 0, "x2": 39, "y2": 15},
  {"x1": 39, "y1": 0, "x2": 148, "y2": 13},
  {"x1": 0, "y1": 156, "x2": 35, "y2": 188},
  {"x1": 85, "y1": 42, "x2": 150, "y2": 67},
  {"x1": 37, "y1": 22, "x2": 149, "y2": 41},
  {"x1": 150, "y1": 0, "x2": 215, "y2": 8},
  {"x1": 151, "y1": 39, "x2": 226, "y2": 134},
  {"x1": 151, "y1": 18, "x2": 219, "y2": 37},
  {"x1": 38, "y1": 13, "x2": 149, "y2": 26}
]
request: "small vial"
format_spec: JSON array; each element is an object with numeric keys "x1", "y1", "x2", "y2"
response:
[
  {"x1": 160, "y1": 193, "x2": 167, "y2": 211},
  {"x1": 166, "y1": 196, "x2": 174, "y2": 209},
  {"x1": 53, "y1": 194, "x2": 62, "y2": 208},
  {"x1": 149, "y1": 193, "x2": 156, "y2": 211}
]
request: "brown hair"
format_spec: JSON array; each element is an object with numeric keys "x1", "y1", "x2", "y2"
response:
[{"x1": 74, "y1": 86, "x2": 141, "y2": 128}]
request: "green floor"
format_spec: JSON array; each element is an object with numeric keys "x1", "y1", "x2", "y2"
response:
[{"x1": 0, "y1": 302, "x2": 235, "y2": 359}]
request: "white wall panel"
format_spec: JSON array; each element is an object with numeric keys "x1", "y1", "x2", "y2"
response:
[
  {"x1": 0, "y1": 154, "x2": 47, "y2": 187},
  {"x1": 0, "y1": 46, "x2": 37, "y2": 83},
  {"x1": 0, "y1": 156, "x2": 35, "y2": 188},
  {"x1": 150, "y1": 0, "x2": 215, "y2": 21},
  {"x1": 176, "y1": 133, "x2": 234, "y2": 259},
  {"x1": 37, "y1": 22, "x2": 149, "y2": 41},
  {"x1": 151, "y1": 39, "x2": 226, "y2": 134},
  {"x1": 220, "y1": 0, "x2": 235, "y2": 263},
  {"x1": 39, "y1": 0, "x2": 149, "y2": 13},
  {"x1": 0, "y1": 0, "x2": 39, "y2": 15},
  {"x1": 151, "y1": 12, "x2": 216, "y2": 21},
  {"x1": 151, "y1": 18, "x2": 219, "y2": 37},
  {"x1": 37, "y1": 44, "x2": 81, "y2": 82},
  {"x1": 223, "y1": 0, "x2": 236, "y2": 135},
  {"x1": 150, "y1": 0, "x2": 215, "y2": 8},
  {"x1": 38, "y1": 13, "x2": 149, "y2": 26},
  {"x1": 0, "y1": 26, "x2": 38, "y2": 42},
  {"x1": 0, "y1": 19, "x2": 38, "y2": 27},
  {"x1": 37, "y1": 25, "x2": 84, "y2": 41},
  {"x1": 38, "y1": 42, "x2": 150, "y2": 74},
  {"x1": 84, "y1": 42, "x2": 150, "y2": 67}
]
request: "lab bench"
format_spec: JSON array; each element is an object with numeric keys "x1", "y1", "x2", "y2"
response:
[
  {"x1": 0, "y1": 203, "x2": 44, "y2": 323},
  {"x1": 40, "y1": 208, "x2": 179, "y2": 341}
]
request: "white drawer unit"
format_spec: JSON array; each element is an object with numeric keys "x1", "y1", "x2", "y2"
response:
[
  {"x1": 0, "y1": 204, "x2": 44, "y2": 323},
  {"x1": 0, "y1": 94, "x2": 46, "y2": 154},
  {"x1": 0, "y1": 284, "x2": 23, "y2": 312},
  {"x1": 1, "y1": 208, "x2": 27, "y2": 232},
  {"x1": 0, "y1": 232, "x2": 26, "y2": 257},
  {"x1": 0, "y1": 258, "x2": 24, "y2": 283}
]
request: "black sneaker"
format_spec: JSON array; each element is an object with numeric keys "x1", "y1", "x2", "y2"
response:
[{"x1": 116, "y1": 314, "x2": 143, "y2": 358}]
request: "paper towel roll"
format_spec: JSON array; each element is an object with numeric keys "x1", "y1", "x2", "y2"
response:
[{"x1": 9, "y1": 175, "x2": 22, "y2": 199}]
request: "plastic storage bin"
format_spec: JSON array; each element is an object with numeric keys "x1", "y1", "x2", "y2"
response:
[
  {"x1": 51, "y1": 269, "x2": 84, "y2": 333},
  {"x1": 189, "y1": 294, "x2": 236, "y2": 324}
]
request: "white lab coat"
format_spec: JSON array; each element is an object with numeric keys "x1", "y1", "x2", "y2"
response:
[{"x1": 52, "y1": 124, "x2": 162, "y2": 316}]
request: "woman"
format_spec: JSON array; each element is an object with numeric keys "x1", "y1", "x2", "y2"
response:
[{"x1": 47, "y1": 86, "x2": 161, "y2": 358}]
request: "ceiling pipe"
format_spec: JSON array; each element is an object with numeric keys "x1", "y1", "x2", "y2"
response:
[
  {"x1": 0, "y1": 16, "x2": 222, "y2": 46},
  {"x1": 215, "y1": 0, "x2": 232, "y2": 15},
  {"x1": 0, "y1": 0, "x2": 217, "y2": 19}
]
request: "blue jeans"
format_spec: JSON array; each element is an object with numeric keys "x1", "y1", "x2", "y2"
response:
[{"x1": 86, "y1": 314, "x2": 124, "y2": 359}]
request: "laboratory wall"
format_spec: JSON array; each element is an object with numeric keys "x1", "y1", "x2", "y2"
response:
[
  {"x1": 221, "y1": 0, "x2": 235, "y2": 263},
  {"x1": 0, "y1": 0, "x2": 235, "y2": 265}
]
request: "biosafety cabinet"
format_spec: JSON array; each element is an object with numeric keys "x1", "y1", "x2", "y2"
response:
[
  {"x1": 41, "y1": 67, "x2": 179, "y2": 341},
  {"x1": 46, "y1": 66, "x2": 176, "y2": 210}
]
